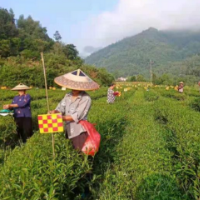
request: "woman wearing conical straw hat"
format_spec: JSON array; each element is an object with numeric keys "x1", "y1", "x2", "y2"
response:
[
  {"x1": 3, "y1": 83, "x2": 33, "y2": 143},
  {"x1": 49, "y1": 69, "x2": 99, "y2": 150}
]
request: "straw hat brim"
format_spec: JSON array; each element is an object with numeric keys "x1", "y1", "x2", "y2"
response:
[
  {"x1": 11, "y1": 84, "x2": 31, "y2": 91},
  {"x1": 54, "y1": 76, "x2": 100, "y2": 91}
]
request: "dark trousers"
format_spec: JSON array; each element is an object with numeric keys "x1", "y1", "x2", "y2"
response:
[
  {"x1": 14, "y1": 117, "x2": 33, "y2": 143},
  {"x1": 71, "y1": 132, "x2": 88, "y2": 150}
]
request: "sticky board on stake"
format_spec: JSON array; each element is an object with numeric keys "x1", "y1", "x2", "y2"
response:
[{"x1": 38, "y1": 113, "x2": 64, "y2": 134}]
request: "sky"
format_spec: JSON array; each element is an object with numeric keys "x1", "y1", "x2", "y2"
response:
[{"x1": 1, "y1": 0, "x2": 200, "y2": 56}]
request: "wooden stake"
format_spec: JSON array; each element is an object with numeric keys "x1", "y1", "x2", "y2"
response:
[
  {"x1": 40, "y1": 52, "x2": 55, "y2": 158},
  {"x1": 41, "y1": 52, "x2": 50, "y2": 112},
  {"x1": 52, "y1": 134, "x2": 55, "y2": 158}
]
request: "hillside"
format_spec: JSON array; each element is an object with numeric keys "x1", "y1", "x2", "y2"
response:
[
  {"x1": 0, "y1": 8, "x2": 114, "y2": 87},
  {"x1": 85, "y1": 28, "x2": 200, "y2": 78}
]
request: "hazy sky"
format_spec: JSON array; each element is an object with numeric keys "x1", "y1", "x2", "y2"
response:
[{"x1": 2, "y1": 0, "x2": 200, "y2": 55}]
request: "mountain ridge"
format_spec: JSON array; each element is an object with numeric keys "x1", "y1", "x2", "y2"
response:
[{"x1": 85, "y1": 27, "x2": 200, "y2": 78}]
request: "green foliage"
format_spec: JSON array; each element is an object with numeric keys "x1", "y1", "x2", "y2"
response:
[
  {"x1": 0, "y1": 8, "x2": 18, "y2": 40},
  {"x1": 154, "y1": 99, "x2": 200, "y2": 199},
  {"x1": 63, "y1": 44, "x2": 78, "y2": 60},
  {"x1": 189, "y1": 97, "x2": 200, "y2": 112},
  {"x1": 0, "y1": 7, "x2": 114, "y2": 88},
  {"x1": 95, "y1": 91, "x2": 184, "y2": 199},
  {"x1": 17, "y1": 15, "x2": 50, "y2": 41},
  {"x1": 0, "y1": 7, "x2": 81, "y2": 62},
  {"x1": 129, "y1": 75, "x2": 136, "y2": 81},
  {"x1": 153, "y1": 73, "x2": 173, "y2": 85},
  {"x1": 135, "y1": 174, "x2": 183, "y2": 200},
  {"x1": 0, "y1": 133, "x2": 92, "y2": 199},
  {"x1": 158, "y1": 89, "x2": 187, "y2": 101},
  {"x1": 144, "y1": 90, "x2": 159, "y2": 101},
  {"x1": 0, "y1": 116, "x2": 16, "y2": 148},
  {"x1": 1, "y1": 86, "x2": 200, "y2": 199},
  {"x1": 53, "y1": 31, "x2": 62, "y2": 41},
  {"x1": 0, "y1": 55, "x2": 114, "y2": 87},
  {"x1": 136, "y1": 74, "x2": 146, "y2": 82},
  {"x1": 0, "y1": 87, "x2": 131, "y2": 199}
]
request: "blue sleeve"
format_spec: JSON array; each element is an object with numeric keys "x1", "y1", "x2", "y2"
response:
[
  {"x1": 12, "y1": 97, "x2": 15, "y2": 104},
  {"x1": 16, "y1": 95, "x2": 31, "y2": 108}
]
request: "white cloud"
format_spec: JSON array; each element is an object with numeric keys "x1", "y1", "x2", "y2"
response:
[{"x1": 79, "y1": 0, "x2": 200, "y2": 54}]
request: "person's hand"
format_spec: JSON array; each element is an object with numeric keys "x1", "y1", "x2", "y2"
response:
[
  {"x1": 62, "y1": 116, "x2": 66, "y2": 121},
  {"x1": 48, "y1": 110, "x2": 55, "y2": 114},
  {"x1": 3, "y1": 104, "x2": 10, "y2": 109}
]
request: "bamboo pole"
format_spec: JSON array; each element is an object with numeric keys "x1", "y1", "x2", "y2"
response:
[
  {"x1": 40, "y1": 52, "x2": 55, "y2": 158},
  {"x1": 41, "y1": 52, "x2": 50, "y2": 112}
]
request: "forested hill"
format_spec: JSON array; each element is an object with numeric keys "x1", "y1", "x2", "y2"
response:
[
  {"x1": 0, "y1": 8, "x2": 114, "y2": 87},
  {"x1": 85, "y1": 28, "x2": 200, "y2": 77}
]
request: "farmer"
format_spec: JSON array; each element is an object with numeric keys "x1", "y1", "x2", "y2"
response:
[
  {"x1": 49, "y1": 69, "x2": 99, "y2": 150},
  {"x1": 107, "y1": 84, "x2": 119, "y2": 104},
  {"x1": 3, "y1": 83, "x2": 33, "y2": 143},
  {"x1": 178, "y1": 81, "x2": 184, "y2": 93}
]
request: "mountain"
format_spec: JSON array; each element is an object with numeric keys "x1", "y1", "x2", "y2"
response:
[
  {"x1": 85, "y1": 28, "x2": 200, "y2": 78},
  {"x1": 83, "y1": 46, "x2": 102, "y2": 54},
  {"x1": 80, "y1": 46, "x2": 102, "y2": 58}
]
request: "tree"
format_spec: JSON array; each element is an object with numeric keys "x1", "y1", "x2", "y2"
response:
[
  {"x1": 17, "y1": 15, "x2": 50, "y2": 41},
  {"x1": 130, "y1": 76, "x2": 136, "y2": 81},
  {"x1": 136, "y1": 74, "x2": 146, "y2": 82},
  {"x1": 16, "y1": 15, "x2": 54, "y2": 58},
  {"x1": 152, "y1": 73, "x2": 157, "y2": 85},
  {"x1": 0, "y1": 8, "x2": 18, "y2": 39},
  {"x1": 63, "y1": 44, "x2": 78, "y2": 60},
  {"x1": 0, "y1": 40, "x2": 10, "y2": 57},
  {"x1": 53, "y1": 31, "x2": 62, "y2": 42}
]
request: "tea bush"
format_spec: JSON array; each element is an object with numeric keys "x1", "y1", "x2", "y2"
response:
[
  {"x1": 0, "y1": 116, "x2": 17, "y2": 148},
  {"x1": 189, "y1": 97, "x2": 200, "y2": 112},
  {"x1": 157, "y1": 89, "x2": 187, "y2": 101},
  {"x1": 94, "y1": 91, "x2": 184, "y2": 200},
  {"x1": 0, "y1": 88, "x2": 134, "y2": 199},
  {"x1": 154, "y1": 98, "x2": 200, "y2": 199},
  {"x1": 1, "y1": 86, "x2": 200, "y2": 199},
  {"x1": 144, "y1": 90, "x2": 159, "y2": 101},
  {"x1": 0, "y1": 132, "x2": 92, "y2": 199}
]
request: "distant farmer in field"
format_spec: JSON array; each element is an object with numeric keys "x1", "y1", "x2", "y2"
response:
[
  {"x1": 3, "y1": 83, "x2": 33, "y2": 143},
  {"x1": 178, "y1": 81, "x2": 184, "y2": 93},
  {"x1": 49, "y1": 69, "x2": 99, "y2": 150},
  {"x1": 107, "y1": 84, "x2": 119, "y2": 104}
]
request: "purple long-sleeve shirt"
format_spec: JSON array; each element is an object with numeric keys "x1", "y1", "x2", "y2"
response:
[{"x1": 12, "y1": 94, "x2": 32, "y2": 118}]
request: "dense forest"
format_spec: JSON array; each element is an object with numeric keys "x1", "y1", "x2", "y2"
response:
[
  {"x1": 85, "y1": 28, "x2": 200, "y2": 85},
  {"x1": 0, "y1": 8, "x2": 114, "y2": 87}
]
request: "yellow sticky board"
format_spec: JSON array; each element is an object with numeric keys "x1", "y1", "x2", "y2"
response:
[{"x1": 38, "y1": 113, "x2": 64, "y2": 134}]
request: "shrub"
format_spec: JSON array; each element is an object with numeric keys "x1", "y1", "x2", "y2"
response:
[{"x1": 0, "y1": 133, "x2": 92, "y2": 199}]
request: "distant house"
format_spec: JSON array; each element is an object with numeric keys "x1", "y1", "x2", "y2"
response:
[{"x1": 117, "y1": 77, "x2": 127, "y2": 82}]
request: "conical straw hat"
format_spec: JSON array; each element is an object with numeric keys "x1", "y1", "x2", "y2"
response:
[
  {"x1": 11, "y1": 83, "x2": 31, "y2": 91},
  {"x1": 54, "y1": 69, "x2": 100, "y2": 91}
]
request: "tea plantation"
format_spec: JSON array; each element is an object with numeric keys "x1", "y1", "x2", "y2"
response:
[{"x1": 0, "y1": 85, "x2": 200, "y2": 200}]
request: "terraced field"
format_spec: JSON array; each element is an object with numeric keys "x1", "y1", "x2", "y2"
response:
[{"x1": 0, "y1": 85, "x2": 200, "y2": 199}]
